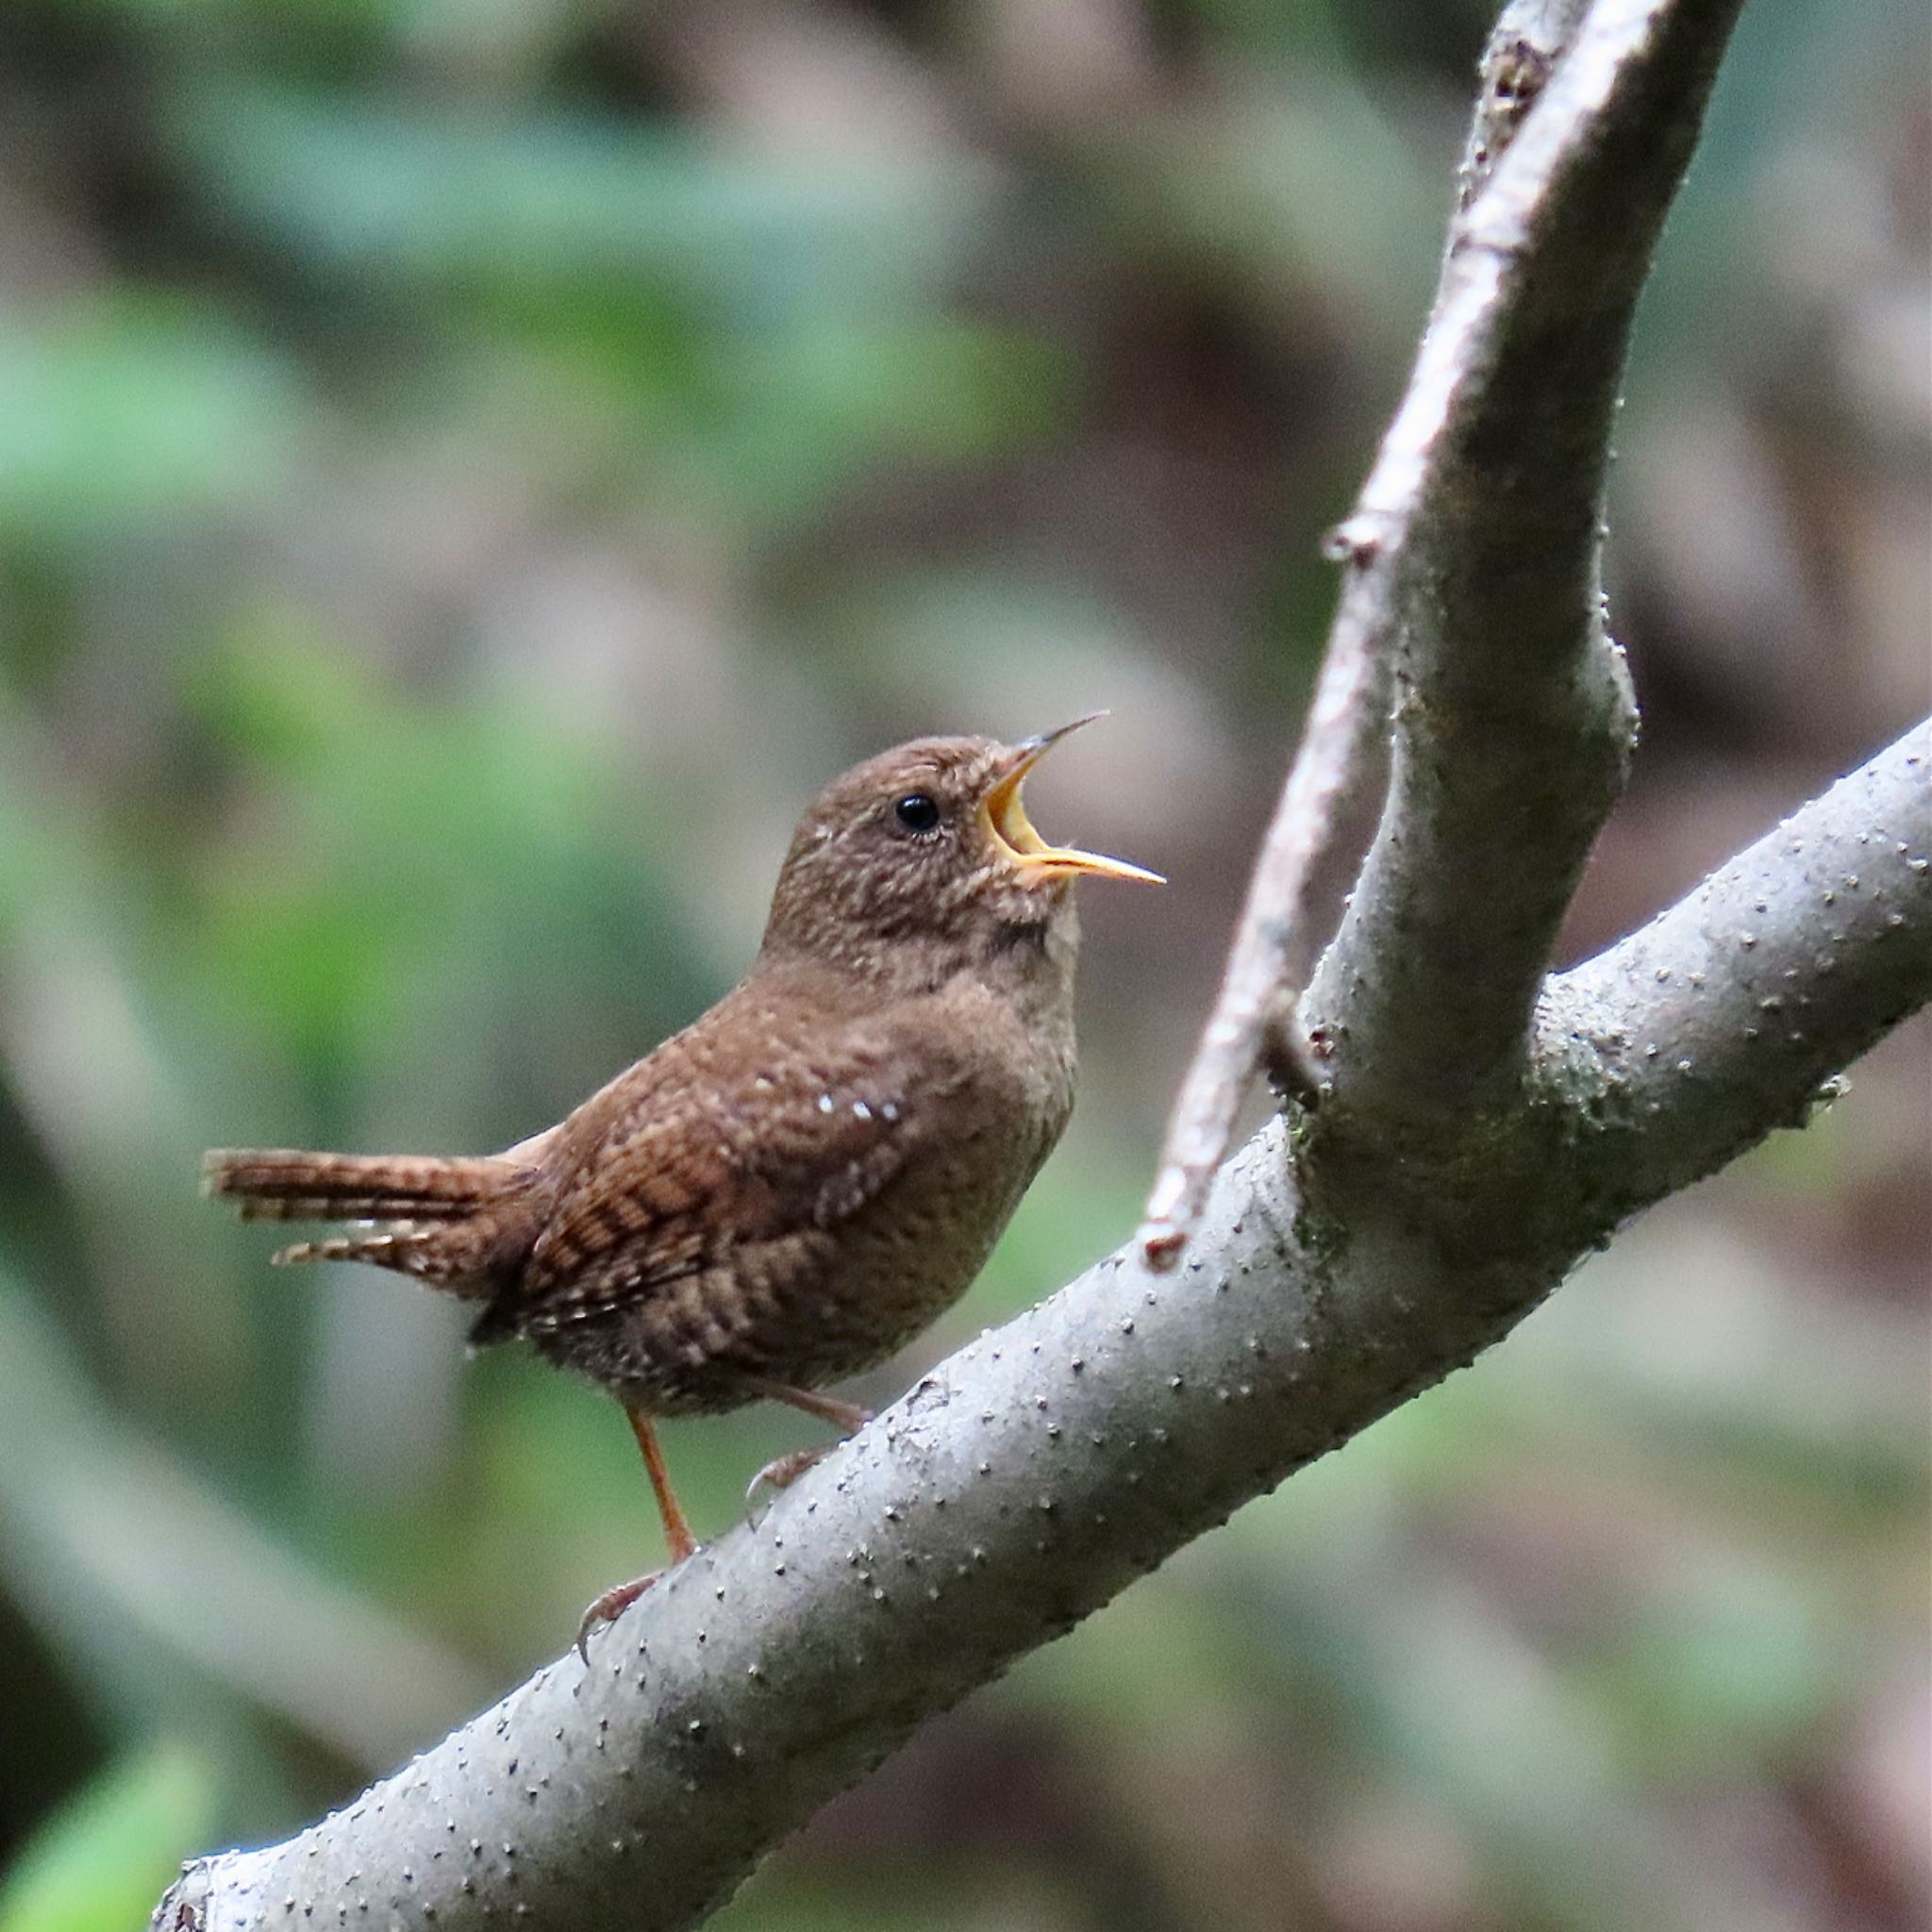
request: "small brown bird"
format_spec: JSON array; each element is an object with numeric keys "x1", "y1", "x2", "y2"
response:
[{"x1": 205, "y1": 719, "x2": 1158, "y2": 1650}]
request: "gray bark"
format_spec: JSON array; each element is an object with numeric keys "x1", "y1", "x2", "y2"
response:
[
  {"x1": 1142, "y1": 0, "x2": 1739, "y2": 1255},
  {"x1": 153, "y1": 0, "x2": 1932, "y2": 1927},
  {"x1": 1302, "y1": 0, "x2": 1745, "y2": 1127}
]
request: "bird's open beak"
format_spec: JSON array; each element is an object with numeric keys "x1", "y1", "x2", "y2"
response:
[{"x1": 981, "y1": 715, "x2": 1165, "y2": 885}]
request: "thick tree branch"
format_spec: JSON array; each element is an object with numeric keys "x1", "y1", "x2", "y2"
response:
[
  {"x1": 1142, "y1": 0, "x2": 1738, "y2": 1263},
  {"x1": 1540, "y1": 720, "x2": 1932, "y2": 1212},
  {"x1": 156, "y1": 729, "x2": 1932, "y2": 1932},
  {"x1": 1305, "y1": 0, "x2": 1744, "y2": 1127}
]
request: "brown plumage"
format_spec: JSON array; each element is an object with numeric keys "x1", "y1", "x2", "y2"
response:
[{"x1": 205, "y1": 722, "x2": 1158, "y2": 1649}]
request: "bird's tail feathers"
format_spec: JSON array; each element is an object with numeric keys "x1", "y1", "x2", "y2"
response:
[
  {"x1": 266, "y1": 1226, "x2": 483, "y2": 1284},
  {"x1": 202, "y1": 1147, "x2": 534, "y2": 1292},
  {"x1": 201, "y1": 1148, "x2": 517, "y2": 1224}
]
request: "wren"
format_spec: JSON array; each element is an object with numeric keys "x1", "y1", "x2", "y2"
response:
[{"x1": 205, "y1": 720, "x2": 1160, "y2": 1651}]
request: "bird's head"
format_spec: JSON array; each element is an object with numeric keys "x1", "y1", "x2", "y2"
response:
[{"x1": 759, "y1": 718, "x2": 1161, "y2": 981}]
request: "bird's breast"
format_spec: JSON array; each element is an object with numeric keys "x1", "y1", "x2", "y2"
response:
[{"x1": 533, "y1": 974, "x2": 1078, "y2": 1414}]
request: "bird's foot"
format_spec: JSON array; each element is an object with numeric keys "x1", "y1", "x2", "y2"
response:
[
  {"x1": 743, "y1": 1441, "x2": 841, "y2": 1515},
  {"x1": 575, "y1": 1569, "x2": 665, "y2": 1662},
  {"x1": 578, "y1": 1409, "x2": 702, "y2": 1661}
]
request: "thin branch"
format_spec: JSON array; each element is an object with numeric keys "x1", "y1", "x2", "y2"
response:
[
  {"x1": 155, "y1": 726, "x2": 1932, "y2": 1932},
  {"x1": 1455, "y1": 0, "x2": 1597, "y2": 210},
  {"x1": 1138, "y1": 612, "x2": 1386, "y2": 1266}
]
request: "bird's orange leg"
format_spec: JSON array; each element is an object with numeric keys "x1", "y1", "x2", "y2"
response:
[
  {"x1": 575, "y1": 1411, "x2": 697, "y2": 1660},
  {"x1": 633, "y1": 1410, "x2": 698, "y2": 1560},
  {"x1": 741, "y1": 1380, "x2": 874, "y2": 1507}
]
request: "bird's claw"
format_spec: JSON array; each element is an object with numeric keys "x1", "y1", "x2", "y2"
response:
[
  {"x1": 742, "y1": 1442, "x2": 837, "y2": 1519},
  {"x1": 575, "y1": 1569, "x2": 663, "y2": 1663}
]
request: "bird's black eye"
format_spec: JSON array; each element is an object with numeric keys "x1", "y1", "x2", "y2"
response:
[{"x1": 893, "y1": 792, "x2": 941, "y2": 834}]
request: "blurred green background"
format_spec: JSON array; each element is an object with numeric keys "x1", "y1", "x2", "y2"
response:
[{"x1": 0, "y1": 2, "x2": 1925, "y2": 1929}]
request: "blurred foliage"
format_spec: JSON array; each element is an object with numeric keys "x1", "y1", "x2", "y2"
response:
[
  {"x1": 0, "y1": 1, "x2": 1925, "y2": 1929},
  {"x1": 0, "y1": 1747, "x2": 215, "y2": 1932}
]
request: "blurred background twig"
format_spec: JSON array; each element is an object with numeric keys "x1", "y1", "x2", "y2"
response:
[{"x1": 1, "y1": 2, "x2": 1925, "y2": 1929}]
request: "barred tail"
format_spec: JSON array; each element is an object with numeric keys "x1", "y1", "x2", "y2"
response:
[
  {"x1": 202, "y1": 1146, "x2": 535, "y2": 1290},
  {"x1": 201, "y1": 1148, "x2": 517, "y2": 1224},
  {"x1": 260, "y1": 1225, "x2": 491, "y2": 1283}
]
